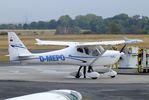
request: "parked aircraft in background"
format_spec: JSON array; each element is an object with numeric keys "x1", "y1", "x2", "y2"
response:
[
  {"x1": 6, "y1": 89, "x2": 82, "y2": 100},
  {"x1": 8, "y1": 32, "x2": 143, "y2": 79}
]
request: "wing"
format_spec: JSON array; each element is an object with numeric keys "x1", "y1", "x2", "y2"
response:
[
  {"x1": 77, "y1": 39, "x2": 143, "y2": 47},
  {"x1": 77, "y1": 40, "x2": 125, "y2": 46},
  {"x1": 6, "y1": 90, "x2": 82, "y2": 100},
  {"x1": 6, "y1": 92, "x2": 69, "y2": 100},
  {"x1": 35, "y1": 39, "x2": 77, "y2": 46},
  {"x1": 35, "y1": 38, "x2": 143, "y2": 47}
]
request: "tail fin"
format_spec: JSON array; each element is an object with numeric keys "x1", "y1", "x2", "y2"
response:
[{"x1": 8, "y1": 32, "x2": 31, "y2": 62}]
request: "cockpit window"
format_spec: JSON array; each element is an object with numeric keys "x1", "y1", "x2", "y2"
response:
[
  {"x1": 84, "y1": 47, "x2": 89, "y2": 55},
  {"x1": 77, "y1": 47, "x2": 103, "y2": 56},
  {"x1": 77, "y1": 48, "x2": 83, "y2": 53},
  {"x1": 92, "y1": 49, "x2": 99, "y2": 56}
]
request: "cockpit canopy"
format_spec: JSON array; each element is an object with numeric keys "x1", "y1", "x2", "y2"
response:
[{"x1": 77, "y1": 46, "x2": 104, "y2": 56}]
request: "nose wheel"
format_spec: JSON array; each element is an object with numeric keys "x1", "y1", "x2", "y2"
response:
[{"x1": 103, "y1": 67, "x2": 117, "y2": 78}]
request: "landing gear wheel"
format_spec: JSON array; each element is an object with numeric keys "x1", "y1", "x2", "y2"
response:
[
  {"x1": 75, "y1": 66, "x2": 99, "y2": 79},
  {"x1": 75, "y1": 73, "x2": 81, "y2": 78},
  {"x1": 91, "y1": 77, "x2": 98, "y2": 79},
  {"x1": 111, "y1": 76, "x2": 116, "y2": 78}
]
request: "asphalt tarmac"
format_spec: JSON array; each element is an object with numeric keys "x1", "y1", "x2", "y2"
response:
[{"x1": 0, "y1": 64, "x2": 149, "y2": 100}]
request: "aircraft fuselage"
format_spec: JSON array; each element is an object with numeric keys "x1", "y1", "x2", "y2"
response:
[{"x1": 19, "y1": 47, "x2": 121, "y2": 66}]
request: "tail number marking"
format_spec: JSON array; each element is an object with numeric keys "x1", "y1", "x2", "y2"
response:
[{"x1": 39, "y1": 55, "x2": 65, "y2": 62}]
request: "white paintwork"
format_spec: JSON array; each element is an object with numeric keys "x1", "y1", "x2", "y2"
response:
[
  {"x1": 7, "y1": 32, "x2": 143, "y2": 78},
  {"x1": 86, "y1": 72, "x2": 100, "y2": 79},
  {"x1": 103, "y1": 69, "x2": 117, "y2": 77},
  {"x1": 6, "y1": 89, "x2": 82, "y2": 100},
  {"x1": 36, "y1": 38, "x2": 143, "y2": 47},
  {"x1": 8, "y1": 32, "x2": 136, "y2": 66}
]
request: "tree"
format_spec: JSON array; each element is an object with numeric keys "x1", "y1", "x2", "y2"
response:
[
  {"x1": 89, "y1": 16, "x2": 105, "y2": 33},
  {"x1": 75, "y1": 14, "x2": 99, "y2": 29},
  {"x1": 56, "y1": 15, "x2": 80, "y2": 34},
  {"x1": 48, "y1": 19, "x2": 57, "y2": 29},
  {"x1": 30, "y1": 22, "x2": 37, "y2": 29},
  {"x1": 23, "y1": 23, "x2": 29, "y2": 29},
  {"x1": 107, "y1": 22, "x2": 122, "y2": 34},
  {"x1": 0, "y1": 13, "x2": 149, "y2": 34}
]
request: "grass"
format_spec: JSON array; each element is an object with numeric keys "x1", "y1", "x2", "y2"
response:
[
  {"x1": 0, "y1": 52, "x2": 8, "y2": 62},
  {"x1": 0, "y1": 30, "x2": 149, "y2": 62}
]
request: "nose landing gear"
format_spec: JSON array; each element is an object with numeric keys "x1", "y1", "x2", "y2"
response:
[{"x1": 103, "y1": 68, "x2": 117, "y2": 78}]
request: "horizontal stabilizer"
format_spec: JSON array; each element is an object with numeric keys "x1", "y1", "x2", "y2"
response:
[{"x1": 18, "y1": 55, "x2": 32, "y2": 58}]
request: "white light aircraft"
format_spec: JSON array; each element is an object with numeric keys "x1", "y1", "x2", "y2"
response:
[
  {"x1": 6, "y1": 89, "x2": 82, "y2": 100},
  {"x1": 8, "y1": 32, "x2": 143, "y2": 79}
]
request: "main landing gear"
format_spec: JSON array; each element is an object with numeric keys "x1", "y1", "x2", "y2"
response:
[
  {"x1": 75, "y1": 66, "x2": 100, "y2": 79},
  {"x1": 75, "y1": 66, "x2": 83, "y2": 78},
  {"x1": 75, "y1": 66, "x2": 117, "y2": 79}
]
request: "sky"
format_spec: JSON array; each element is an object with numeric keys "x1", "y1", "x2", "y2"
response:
[{"x1": 0, "y1": 0, "x2": 148, "y2": 24}]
